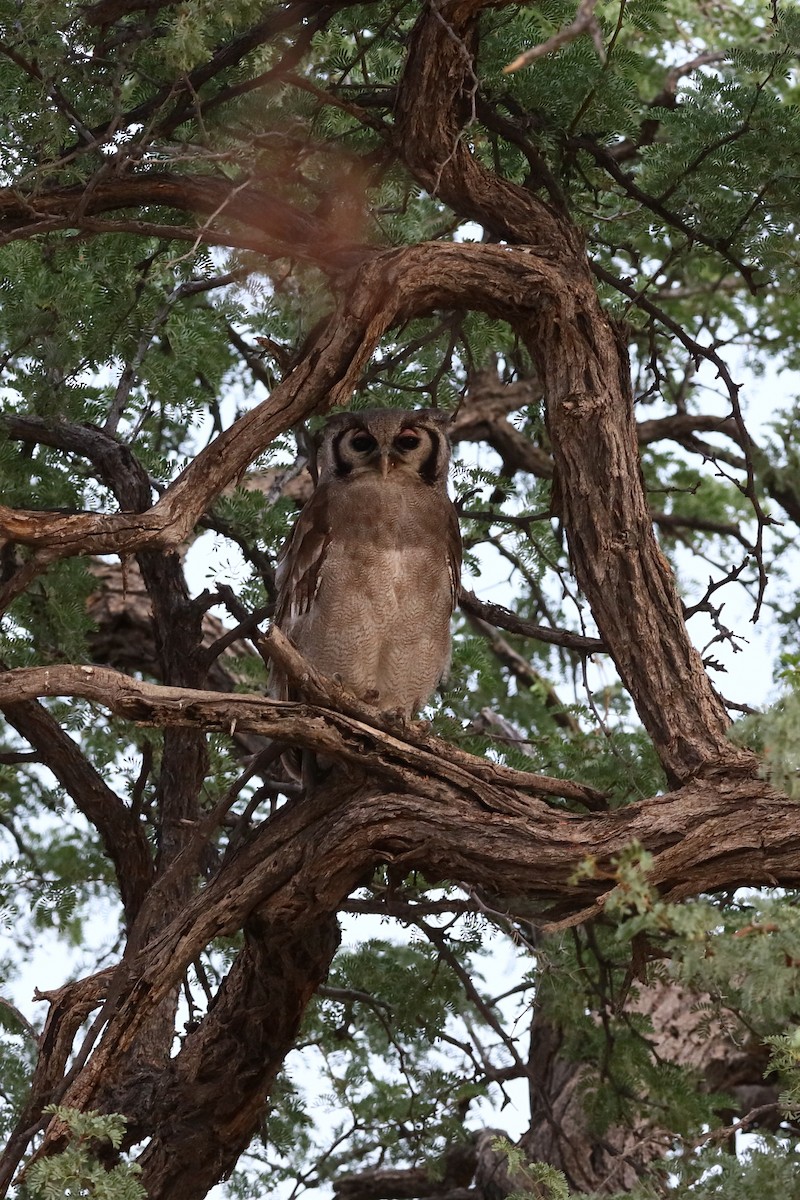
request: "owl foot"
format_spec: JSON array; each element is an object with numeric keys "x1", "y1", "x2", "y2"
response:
[
  {"x1": 362, "y1": 688, "x2": 381, "y2": 706},
  {"x1": 379, "y1": 706, "x2": 409, "y2": 728}
]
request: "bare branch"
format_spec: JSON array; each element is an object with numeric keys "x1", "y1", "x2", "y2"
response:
[
  {"x1": 465, "y1": 613, "x2": 581, "y2": 734},
  {"x1": 459, "y1": 589, "x2": 605, "y2": 655},
  {"x1": 503, "y1": 0, "x2": 605, "y2": 74}
]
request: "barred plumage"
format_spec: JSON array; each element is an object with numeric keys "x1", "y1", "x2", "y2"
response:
[{"x1": 272, "y1": 408, "x2": 461, "y2": 719}]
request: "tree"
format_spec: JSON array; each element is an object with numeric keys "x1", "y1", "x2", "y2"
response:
[{"x1": 2, "y1": 0, "x2": 800, "y2": 1196}]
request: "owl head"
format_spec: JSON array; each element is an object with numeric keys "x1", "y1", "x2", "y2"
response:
[{"x1": 315, "y1": 408, "x2": 453, "y2": 489}]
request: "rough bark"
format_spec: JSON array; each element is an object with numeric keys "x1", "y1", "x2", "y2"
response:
[
  {"x1": 113, "y1": 913, "x2": 341, "y2": 1199},
  {"x1": 0, "y1": 236, "x2": 754, "y2": 786},
  {"x1": 336, "y1": 1140, "x2": 479, "y2": 1200},
  {"x1": 0, "y1": 667, "x2": 794, "y2": 923},
  {"x1": 1, "y1": 657, "x2": 791, "y2": 1194},
  {"x1": 0, "y1": 970, "x2": 116, "y2": 1196},
  {"x1": 393, "y1": 0, "x2": 748, "y2": 786},
  {"x1": 0, "y1": 2, "x2": 786, "y2": 1196},
  {"x1": 0, "y1": 243, "x2": 568, "y2": 586},
  {"x1": 506, "y1": 979, "x2": 778, "y2": 1194}
]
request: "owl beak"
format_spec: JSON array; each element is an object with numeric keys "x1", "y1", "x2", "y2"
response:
[{"x1": 379, "y1": 451, "x2": 392, "y2": 477}]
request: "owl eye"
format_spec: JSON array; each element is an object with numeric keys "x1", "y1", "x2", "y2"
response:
[
  {"x1": 395, "y1": 431, "x2": 421, "y2": 451},
  {"x1": 350, "y1": 432, "x2": 377, "y2": 453}
]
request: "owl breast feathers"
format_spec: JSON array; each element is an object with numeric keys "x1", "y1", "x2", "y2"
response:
[{"x1": 272, "y1": 407, "x2": 462, "y2": 719}]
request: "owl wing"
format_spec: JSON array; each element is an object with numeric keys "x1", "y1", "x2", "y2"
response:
[
  {"x1": 446, "y1": 499, "x2": 462, "y2": 612},
  {"x1": 270, "y1": 488, "x2": 332, "y2": 703},
  {"x1": 274, "y1": 486, "x2": 332, "y2": 629}
]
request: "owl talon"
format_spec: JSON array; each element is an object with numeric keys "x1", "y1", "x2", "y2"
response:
[{"x1": 380, "y1": 706, "x2": 408, "y2": 727}]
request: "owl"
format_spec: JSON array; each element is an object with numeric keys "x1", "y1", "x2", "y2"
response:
[{"x1": 272, "y1": 408, "x2": 462, "y2": 722}]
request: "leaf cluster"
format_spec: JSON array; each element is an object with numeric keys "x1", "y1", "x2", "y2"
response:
[{"x1": 21, "y1": 1107, "x2": 145, "y2": 1200}]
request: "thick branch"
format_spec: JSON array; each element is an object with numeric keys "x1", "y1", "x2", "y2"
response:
[
  {"x1": 0, "y1": 665, "x2": 792, "y2": 915},
  {"x1": 113, "y1": 913, "x2": 341, "y2": 1199},
  {"x1": 0, "y1": 0, "x2": 765, "y2": 829},
  {"x1": 0, "y1": 174, "x2": 364, "y2": 270},
  {"x1": 0, "y1": 660, "x2": 602, "y2": 810},
  {"x1": 0, "y1": 969, "x2": 114, "y2": 1194},
  {"x1": 336, "y1": 1141, "x2": 479, "y2": 1200},
  {"x1": 521, "y1": 977, "x2": 779, "y2": 1193},
  {"x1": 394, "y1": 1, "x2": 749, "y2": 784},
  {"x1": 0, "y1": 240, "x2": 571, "y2": 596},
  {"x1": 0, "y1": 663, "x2": 791, "y2": 1178}
]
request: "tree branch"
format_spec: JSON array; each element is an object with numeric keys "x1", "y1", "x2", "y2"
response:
[
  {"x1": 392, "y1": 1, "x2": 751, "y2": 785},
  {"x1": 0, "y1": 240, "x2": 584, "y2": 601},
  {"x1": 0, "y1": 693, "x2": 153, "y2": 919},
  {"x1": 459, "y1": 589, "x2": 605, "y2": 655},
  {"x1": 0, "y1": 659, "x2": 791, "y2": 1179},
  {"x1": 502, "y1": 0, "x2": 605, "y2": 74},
  {"x1": 0, "y1": 663, "x2": 791, "y2": 913}
]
